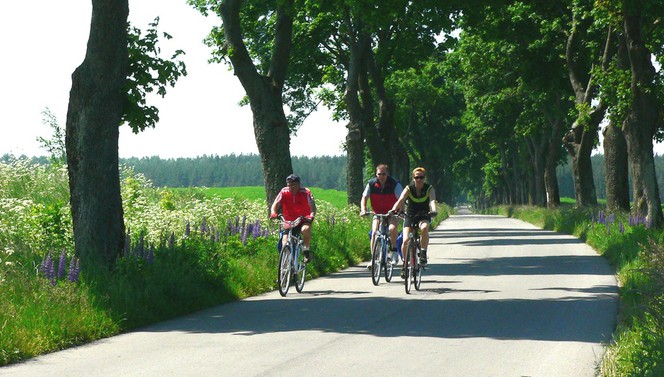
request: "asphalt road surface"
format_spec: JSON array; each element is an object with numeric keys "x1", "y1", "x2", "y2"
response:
[{"x1": 2, "y1": 210, "x2": 618, "y2": 377}]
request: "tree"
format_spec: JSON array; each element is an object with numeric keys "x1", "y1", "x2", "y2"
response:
[
  {"x1": 456, "y1": 2, "x2": 574, "y2": 208},
  {"x1": 66, "y1": 6, "x2": 186, "y2": 269},
  {"x1": 189, "y1": 0, "x2": 299, "y2": 207},
  {"x1": 561, "y1": 0, "x2": 615, "y2": 208},
  {"x1": 66, "y1": 0, "x2": 129, "y2": 268},
  {"x1": 620, "y1": 0, "x2": 664, "y2": 226}
]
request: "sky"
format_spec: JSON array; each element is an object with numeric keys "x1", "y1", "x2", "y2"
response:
[{"x1": 1, "y1": 0, "x2": 347, "y2": 159}]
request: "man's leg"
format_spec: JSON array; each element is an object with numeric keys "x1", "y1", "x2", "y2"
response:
[
  {"x1": 388, "y1": 218, "x2": 400, "y2": 264},
  {"x1": 301, "y1": 223, "x2": 312, "y2": 262}
]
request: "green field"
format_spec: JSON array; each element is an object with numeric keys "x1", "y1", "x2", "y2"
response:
[{"x1": 174, "y1": 186, "x2": 348, "y2": 209}]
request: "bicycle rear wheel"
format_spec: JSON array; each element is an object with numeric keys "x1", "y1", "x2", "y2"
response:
[
  {"x1": 371, "y1": 238, "x2": 382, "y2": 286},
  {"x1": 278, "y1": 246, "x2": 292, "y2": 296},
  {"x1": 294, "y1": 246, "x2": 306, "y2": 293},
  {"x1": 405, "y1": 243, "x2": 414, "y2": 294}
]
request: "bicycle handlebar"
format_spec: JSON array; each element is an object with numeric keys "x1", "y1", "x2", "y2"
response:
[{"x1": 360, "y1": 211, "x2": 393, "y2": 218}]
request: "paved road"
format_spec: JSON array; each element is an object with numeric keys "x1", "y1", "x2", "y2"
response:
[{"x1": 2, "y1": 211, "x2": 618, "y2": 377}]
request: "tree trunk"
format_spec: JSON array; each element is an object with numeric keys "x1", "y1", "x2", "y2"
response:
[
  {"x1": 562, "y1": 11, "x2": 614, "y2": 208},
  {"x1": 622, "y1": 3, "x2": 664, "y2": 227},
  {"x1": 603, "y1": 120, "x2": 630, "y2": 212},
  {"x1": 545, "y1": 119, "x2": 563, "y2": 208},
  {"x1": 526, "y1": 136, "x2": 547, "y2": 207},
  {"x1": 219, "y1": 0, "x2": 294, "y2": 207},
  {"x1": 342, "y1": 13, "x2": 370, "y2": 206},
  {"x1": 65, "y1": 0, "x2": 128, "y2": 269}
]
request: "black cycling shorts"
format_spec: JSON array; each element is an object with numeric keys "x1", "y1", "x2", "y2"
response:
[{"x1": 404, "y1": 214, "x2": 431, "y2": 228}]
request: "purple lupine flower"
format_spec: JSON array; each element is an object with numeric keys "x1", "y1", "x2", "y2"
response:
[
  {"x1": 67, "y1": 257, "x2": 80, "y2": 282},
  {"x1": 185, "y1": 221, "x2": 191, "y2": 236},
  {"x1": 147, "y1": 245, "x2": 154, "y2": 264},
  {"x1": 252, "y1": 220, "x2": 261, "y2": 239},
  {"x1": 49, "y1": 259, "x2": 57, "y2": 286},
  {"x1": 234, "y1": 216, "x2": 240, "y2": 235},
  {"x1": 242, "y1": 224, "x2": 252, "y2": 245},
  {"x1": 200, "y1": 217, "x2": 208, "y2": 234},
  {"x1": 41, "y1": 252, "x2": 54, "y2": 281},
  {"x1": 58, "y1": 250, "x2": 67, "y2": 278},
  {"x1": 619, "y1": 222, "x2": 625, "y2": 234},
  {"x1": 241, "y1": 215, "x2": 247, "y2": 235},
  {"x1": 168, "y1": 232, "x2": 175, "y2": 249}
]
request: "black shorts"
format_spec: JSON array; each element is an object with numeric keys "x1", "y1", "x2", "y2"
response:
[{"x1": 404, "y1": 214, "x2": 431, "y2": 228}]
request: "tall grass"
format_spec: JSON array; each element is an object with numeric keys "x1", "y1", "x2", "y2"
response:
[
  {"x1": 0, "y1": 159, "x2": 371, "y2": 366},
  {"x1": 489, "y1": 204, "x2": 664, "y2": 376}
]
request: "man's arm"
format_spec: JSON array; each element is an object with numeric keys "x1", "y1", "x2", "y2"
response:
[
  {"x1": 428, "y1": 187, "x2": 437, "y2": 212},
  {"x1": 307, "y1": 191, "x2": 317, "y2": 219},
  {"x1": 360, "y1": 183, "x2": 370, "y2": 213},
  {"x1": 270, "y1": 191, "x2": 283, "y2": 218},
  {"x1": 391, "y1": 186, "x2": 409, "y2": 213}
]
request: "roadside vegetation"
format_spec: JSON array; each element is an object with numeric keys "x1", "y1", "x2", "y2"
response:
[
  {"x1": 0, "y1": 159, "x2": 449, "y2": 366},
  {"x1": 487, "y1": 204, "x2": 664, "y2": 376},
  {"x1": 7, "y1": 157, "x2": 661, "y2": 375}
]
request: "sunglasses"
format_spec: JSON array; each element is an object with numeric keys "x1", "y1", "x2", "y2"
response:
[
  {"x1": 376, "y1": 173, "x2": 386, "y2": 176},
  {"x1": 413, "y1": 176, "x2": 425, "y2": 180}
]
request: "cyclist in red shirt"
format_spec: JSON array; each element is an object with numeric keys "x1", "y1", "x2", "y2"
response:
[
  {"x1": 270, "y1": 174, "x2": 317, "y2": 262},
  {"x1": 360, "y1": 164, "x2": 403, "y2": 264}
]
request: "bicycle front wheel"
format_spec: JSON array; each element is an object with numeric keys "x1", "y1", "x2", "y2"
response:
[
  {"x1": 405, "y1": 243, "x2": 414, "y2": 294},
  {"x1": 278, "y1": 246, "x2": 292, "y2": 296},
  {"x1": 384, "y1": 243, "x2": 394, "y2": 282},
  {"x1": 414, "y1": 250, "x2": 423, "y2": 290},
  {"x1": 295, "y1": 247, "x2": 307, "y2": 293},
  {"x1": 371, "y1": 238, "x2": 382, "y2": 286}
]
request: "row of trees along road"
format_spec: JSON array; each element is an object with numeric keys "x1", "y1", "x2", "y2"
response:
[{"x1": 64, "y1": 0, "x2": 664, "y2": 272}]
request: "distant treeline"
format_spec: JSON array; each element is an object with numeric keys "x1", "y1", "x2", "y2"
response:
[
  {"x1": 121, "y1": 154, "x2": 347, "y2": 190},
  {"x1": 5, "y1": 153, "x2": 664, "y2": 200},
  {"x1": 557, "y1": 154, "x2": 664, "y2": 202}
]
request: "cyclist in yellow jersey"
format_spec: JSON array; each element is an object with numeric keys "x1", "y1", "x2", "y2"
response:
[{"x1": 390, "y1": 167, "x2": 437, "y2": 278}]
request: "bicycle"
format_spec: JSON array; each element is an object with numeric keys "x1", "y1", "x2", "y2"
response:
[
  {"x1": 362, "y1": 212, "x2": 395, "y2": 285},
  {"x1": 276, "y1": 215, "x2": 308, "y2": 296},
  {"x1": 394, "y1": 211, "x2": 434, "y2": 294}
]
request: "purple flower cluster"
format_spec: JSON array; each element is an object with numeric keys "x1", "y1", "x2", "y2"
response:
[
  {"x1": 591, "y1": 210, "x2": 651, "y2": 235},
  {"x1": 226, "y1": 215, "x2": 270, "y2": 245},
  {"x1": 167, "y1": 216, "x2": 271, "y2": 250},
  {"x1": 123, "y1": 229, "x2": 155, "y2": 263},
  {"x1": 39, "y1": 250, "x2": 80, "y2": 285},
  {"x1": 628, "y1": 213, "x2": 649, "y2": 227}
]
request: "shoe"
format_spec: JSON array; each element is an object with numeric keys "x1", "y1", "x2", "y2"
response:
[
  {"x1": 391, "y1": 251, "x2": 399, "y2": 264},
  {"x1": 419, "y1": 250, "x2": 427, "y2": 266},
  {"x1": 303, "y1": 249, "x2": 311, "y2": 263},
  {"x1": 387, "y1": 256, "x2": 393, "y2": 265},
  {"x1": 400, "y1": 268, "x2": 407, "y2": 279}
]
